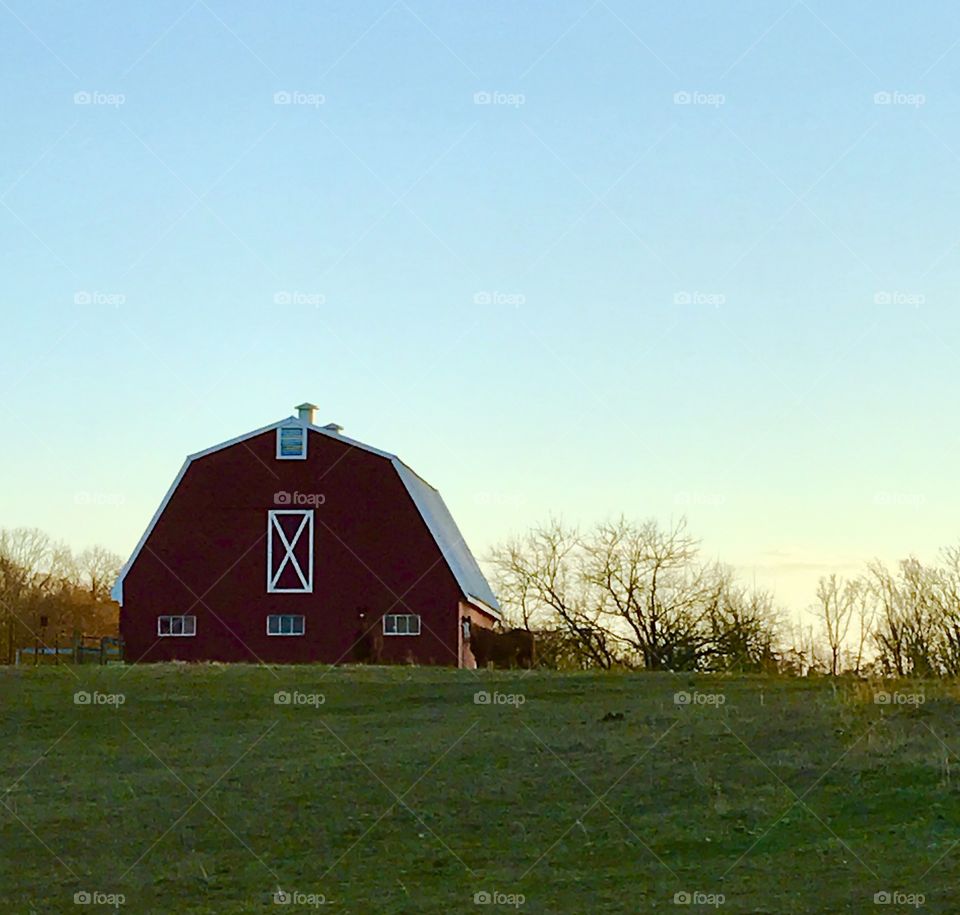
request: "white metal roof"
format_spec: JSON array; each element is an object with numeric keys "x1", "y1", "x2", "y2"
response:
[
  {"x1": 112, "y1": 417, "x2": 501, "y2": 617},
  {"x1": 392, "y1": 460, "x2": 501, "y2": 614}
]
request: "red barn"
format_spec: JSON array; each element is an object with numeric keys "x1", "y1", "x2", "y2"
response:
[{"x1": 112, "y1": 403, "x2": 500, "y2": 666}]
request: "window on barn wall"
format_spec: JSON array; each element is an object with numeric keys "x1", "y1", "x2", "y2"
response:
[
  {"x1": 383, "y1": 614, "x2": 421, "y2": 636},
  {"x1": 267, "y1": 615, "x2": 305, "y2": 636},
  {"x1": 267, "y1": 510, "x2": 314, "y2": 593},
  {"x1": 276, "y1": 424, "x2": 307, "y2": 459},
  {"x1": 157, "y1": 615, "x2": 196, "y2": 637}
]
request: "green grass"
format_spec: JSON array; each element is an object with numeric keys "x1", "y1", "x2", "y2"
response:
[{"x1": 2, "y1": 666, "x2": 960, "y2": 913}]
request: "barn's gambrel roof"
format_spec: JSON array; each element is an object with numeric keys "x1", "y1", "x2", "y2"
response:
[{"x1": 112, "y1": 418, "x2": 501, "y2": 617}]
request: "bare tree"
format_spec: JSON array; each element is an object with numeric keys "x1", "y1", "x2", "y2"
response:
[
  {"x1": 849, "y1": 578, "x2": 876, "y2": 675},
  {"x1": 0, "y1": 528, "x2": 121, "y2": 663},
  {"x1": 491, "y1": 516, "x2": 782, "y2": 671},
  {"x1": 867, "y1": 559, "x2": 907, "y2": 676},
  {"x1": 931, "y1": 546, "x2": 960, "y2": 675},
  {"x1": 580, "y1": 517, "x2": 706, "y2": 670},
  {"x1": 815, "y1": 574, "x2": 856, "y2": 675},
  {"x1": 76, "y1": 546, "x2": 122, "y2": 602},
  {"x1": 703, "y1": 571, "x2": 781, "y2": 672},
  {"x1": 489, "y1": 519, "x2": 620, "y2": 669},
  {"x1": 866, "y1": 558, "x2": 942, "y2": 676}
]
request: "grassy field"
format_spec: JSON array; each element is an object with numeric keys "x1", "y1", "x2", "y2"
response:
[{"x1": 2, "y1": 665, "x2": 959, "y2": 913}]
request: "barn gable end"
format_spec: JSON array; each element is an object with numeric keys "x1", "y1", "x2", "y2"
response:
[{"x1": 112, "y1": 415, "x2": 500, "y2": 624}]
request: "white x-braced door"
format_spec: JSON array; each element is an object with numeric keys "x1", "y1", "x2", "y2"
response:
[{"x1": 266, "y1": 510, "x2": 314, "y2": 593}]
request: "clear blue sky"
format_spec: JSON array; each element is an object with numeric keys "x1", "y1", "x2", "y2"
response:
[{"x1": 3, "y1": 1, "x2": 960, "y2": 613}]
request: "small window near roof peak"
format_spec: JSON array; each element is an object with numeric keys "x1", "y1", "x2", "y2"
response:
[{"x1": 277, "y1": 425, "x2": 306, "y2": 460}]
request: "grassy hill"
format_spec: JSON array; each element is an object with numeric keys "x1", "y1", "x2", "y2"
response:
[{"x1": 1, "y1": 665, "x2": 958, "y2": 913}]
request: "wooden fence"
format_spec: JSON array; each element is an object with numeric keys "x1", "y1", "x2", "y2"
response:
[{"x1": 15, "y1": 634, "x2": 123, "y2": 666}]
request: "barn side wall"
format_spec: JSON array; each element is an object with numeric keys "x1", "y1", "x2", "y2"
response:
[{"x1": 120, "y1": 429, "x2": 467, "y2": 665}]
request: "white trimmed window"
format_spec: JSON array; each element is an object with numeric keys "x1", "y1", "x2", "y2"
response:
[
  {"x1": 157, "y1": 615, "x2": 196, "y2": 637},
  {"x1": 267, "y1": 510, "x2": 314, "y2": 593},
  {"x1": 276, "y1": 425, "x2": 307, "y2": 460},
  {"x1": 267, "y1": 614, "x2": 305, "y2": 636},
  {"x1": 383, "y1": 614, "x2": 421, "y2": 636}
]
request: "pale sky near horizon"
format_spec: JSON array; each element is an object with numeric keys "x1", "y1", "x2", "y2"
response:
[{"x1": 3, "y1": 1, "x2": 960, "y2": 617}]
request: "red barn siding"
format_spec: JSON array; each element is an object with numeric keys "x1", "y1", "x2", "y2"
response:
[{"x1": 120, "y1": 427, "x2": 491, "y2": 665}]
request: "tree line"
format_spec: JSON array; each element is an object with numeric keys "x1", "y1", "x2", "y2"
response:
[
  {"x1": 489, "y1": 517, "x2": 960, "y2": 677},
  {"x1": 0, "y1": 528, "x2": 121, "y2": 664},
  {"x1": 810, "y1": 550, "x2": 960, "y2": 677},
  {"x1": 5, "y1": 518, "x2": 957, "y2": 676},
  {"x1": 489, "y1": 518, "x2": 778, "y2": 672}
]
